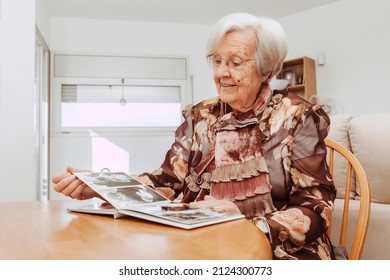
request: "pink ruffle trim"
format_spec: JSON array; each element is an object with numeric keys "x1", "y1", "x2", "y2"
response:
[{"x1": 210, "y1": 175, "x2": 272, "y2": 201}]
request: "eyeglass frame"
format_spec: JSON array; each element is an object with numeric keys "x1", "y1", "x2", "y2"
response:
[{"x1": 207, "y1": 54, "x2": 256, "y2": 72}]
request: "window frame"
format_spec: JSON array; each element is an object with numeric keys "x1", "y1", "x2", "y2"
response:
[{"x1": 50, "y1": 77, "x2": 190, "y2": 137}]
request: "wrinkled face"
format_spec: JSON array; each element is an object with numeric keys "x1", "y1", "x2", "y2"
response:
[{"x1": 212, "y1": 29, "x2": 266, "y2": 112}]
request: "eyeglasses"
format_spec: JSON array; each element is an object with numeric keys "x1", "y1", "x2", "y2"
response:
[{"x1": 208, "y1": 54, "x2": 256, "y2": 72}]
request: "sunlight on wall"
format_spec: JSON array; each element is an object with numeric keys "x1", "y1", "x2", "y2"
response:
[{"x1": 90, "y1": 130, "x2": 130, "y2": 173}]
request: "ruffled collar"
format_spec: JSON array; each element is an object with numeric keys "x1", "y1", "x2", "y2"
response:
[
  {"x1": 207, "y1": 84, "x2": 276, "y2": 217},
  {"x1": 218, "y1": 84, "x2": 273, "y2": 131},
  {"x1": 183, "y1": 84, "x2": 276, "y2": 218}
]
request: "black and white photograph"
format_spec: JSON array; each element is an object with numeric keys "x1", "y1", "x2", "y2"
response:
[{"x1": 74, "y1": 171, "x2": 168, "y2": 208}]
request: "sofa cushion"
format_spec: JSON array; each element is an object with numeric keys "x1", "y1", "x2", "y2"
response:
[
  {"x1": 328, "y1": 115, "x2": 356, "y2": 199},
  {"x1": 349, "y1": 114, "x2": 390, "y2": 204}
]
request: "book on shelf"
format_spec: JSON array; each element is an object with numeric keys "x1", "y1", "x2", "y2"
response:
[{"x1": 67, "y1": 171, "x2": 245, "y2": 230}]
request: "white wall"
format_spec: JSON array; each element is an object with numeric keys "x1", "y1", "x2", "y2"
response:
[
  {"x1": 49, "y1": 17, "x2": 215, "y2": 103},
  {"x1": 0, "y1": 0, "x2": 36, "y2": 202},
  {"x1": 35, "y1": 0, "x2": 50, "y2": 43},
  {"x1": 279, "y1": 0, "x2": 390, "y2": 116}
]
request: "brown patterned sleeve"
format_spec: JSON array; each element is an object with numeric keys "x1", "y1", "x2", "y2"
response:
[{"x1": 266, "y1": 105, "x2": 336, "y2": 249}]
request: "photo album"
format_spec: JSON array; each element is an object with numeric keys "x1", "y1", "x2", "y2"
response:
[{"x1": 67, "y1": 171, "x2": 245, "y2": 229}]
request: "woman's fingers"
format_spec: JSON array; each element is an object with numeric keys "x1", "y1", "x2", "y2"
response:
[
  {"x1": 189, "y1": 196, "x2": 241, "y2": 213},
  {"x1": 52, "y1": 167, "x2": 97, "y2": 200},
  {"x1": 52, "y1": 171, "x2": 69, "y2": 184},
  {"x1": 61, "y1": 177, "x2": 84, "y2": 196},
  {"x1": 53, "y1": 172, "x2": 75, "y2": 192},
  {"x1": 69, "y1": 184, "x2": 90, "y2": 200}
]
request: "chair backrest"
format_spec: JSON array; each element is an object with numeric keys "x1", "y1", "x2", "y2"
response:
[{"x1": 325, "y1": 138, "x2": 371, "y2": 260}]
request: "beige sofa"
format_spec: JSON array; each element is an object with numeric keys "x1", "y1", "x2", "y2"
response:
[{"x1": 327, "y1": 114, "x2": 390, "y2": 260}]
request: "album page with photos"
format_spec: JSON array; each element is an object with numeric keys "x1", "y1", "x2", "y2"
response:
[{"x1": 67, "y1": 171, "x2": 244, "y2": 229}]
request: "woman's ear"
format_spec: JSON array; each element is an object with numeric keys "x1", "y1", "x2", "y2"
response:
[{"x1": 261, "y1": 71, "x2": 272, "y2": 83}]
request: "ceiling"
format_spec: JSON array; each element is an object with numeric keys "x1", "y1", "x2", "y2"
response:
[{"x1": 45, "y1": 0, "x2": 340, "y2": 24}]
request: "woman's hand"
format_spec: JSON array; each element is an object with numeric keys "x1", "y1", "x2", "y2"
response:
[
  {"x1": 52, "y1": 166, "x2": 98, "y2": 200},
  {"x1": 135, "y1": 175, "x2": 175, "y2": 201},
  {"x1": 155, "y1": 187, "x2": 175, "y2": 201},
  {"x1": 189, "y1": 195, "x2": 241, "y2": 214}
]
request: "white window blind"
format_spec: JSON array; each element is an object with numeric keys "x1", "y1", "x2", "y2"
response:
[{"x1": 61, "y1": 84, "x2": 182, "y2": 128}]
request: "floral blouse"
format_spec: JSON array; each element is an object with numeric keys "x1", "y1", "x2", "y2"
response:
[{"x1": 140, "y1": 88, "x2": 336, "y2": 260}]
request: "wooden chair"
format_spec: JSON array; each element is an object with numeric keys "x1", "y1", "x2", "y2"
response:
[{"x1": 325, "y1": 138, "x2": 371, "y2": 260}]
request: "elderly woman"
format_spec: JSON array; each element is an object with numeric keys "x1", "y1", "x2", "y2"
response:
[{"x1": 52, "y1": 13, "x2": 336, "y2": 260}]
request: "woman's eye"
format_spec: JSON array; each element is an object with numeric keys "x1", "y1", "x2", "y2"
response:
[{"x1": 230, "y1": 58, "x2": 243, "y2": 67}]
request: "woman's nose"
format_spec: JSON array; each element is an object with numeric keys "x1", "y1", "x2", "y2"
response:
[{"x1": 214, "y1": 63, "x2": 230, "y2": 77}]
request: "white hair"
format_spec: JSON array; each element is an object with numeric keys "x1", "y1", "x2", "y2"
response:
[{"x1": 206, "y1": 12, "x2": 288, "y2": 83}]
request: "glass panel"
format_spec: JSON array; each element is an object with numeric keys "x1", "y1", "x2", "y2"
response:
[{"x1": 61, "y1": 84, "x2": 182, "y2": 127}]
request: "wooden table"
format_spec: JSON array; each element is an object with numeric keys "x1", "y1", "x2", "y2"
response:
[{"x1": 0, "y1": 200, "x2": 272, "y2": 260}]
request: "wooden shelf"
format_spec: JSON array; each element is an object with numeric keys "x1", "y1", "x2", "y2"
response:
[
  {"x1": 288, "y1": 84, "x2": 305, "y2": 91},
  {"x1": 277, "y1": 56, "x2": 317, "y2": 103}
]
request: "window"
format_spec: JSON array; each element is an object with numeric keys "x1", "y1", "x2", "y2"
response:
[
  {"x1": 61, "y1": 84, "x2": 182, "y2": 128},
  {"x1": 51, "y1": 54, "x2": 190, "y2": 135}
]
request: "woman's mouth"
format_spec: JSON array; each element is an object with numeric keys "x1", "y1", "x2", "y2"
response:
[{"x1": 221, "y1": 83, "x2": 236, "y2": 88}]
